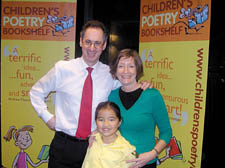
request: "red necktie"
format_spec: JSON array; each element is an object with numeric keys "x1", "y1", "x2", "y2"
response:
[{"x1": 76, "y1": 67, "x2": 93, "y2": 139}]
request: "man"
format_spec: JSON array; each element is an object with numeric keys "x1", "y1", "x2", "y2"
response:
[{"x1": 30, "y1": 20, "x2": 149, "y2": 168}]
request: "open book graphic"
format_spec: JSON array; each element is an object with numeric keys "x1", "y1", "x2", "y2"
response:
[{"x1": 167, "y1": 136, "x2": 183, "y2": 160}]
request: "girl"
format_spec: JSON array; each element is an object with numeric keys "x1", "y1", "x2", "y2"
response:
[
  {"x1": 4, "y1": 125, "x2": 48, "y2": 168},
  {"x1": 82, "y1": 101, "x2": 137, "y2": 168}
]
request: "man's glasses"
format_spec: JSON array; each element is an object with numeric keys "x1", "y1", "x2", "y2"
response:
[{"x1": 83, "y1": 39, "x2": 104, "y2": 49}]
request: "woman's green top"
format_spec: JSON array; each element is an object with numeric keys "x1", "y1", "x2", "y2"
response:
[{"x1": 108, "y1": 88, "x2": 172, "y2": 164}]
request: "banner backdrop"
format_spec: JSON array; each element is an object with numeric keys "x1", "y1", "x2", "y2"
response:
[
  {"x1": 1, "y1": 0, "x2": 76, "y2": 167},
  {"x1": 139, "y1": 0, "x2": 211, "y2": 168}
]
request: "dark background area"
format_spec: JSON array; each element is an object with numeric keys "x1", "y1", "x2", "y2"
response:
[
  {"x1": 75, "y1": 0, "x2": 141, "y2": 64},
  {"x1": 75, "y1": 0, "x2": 225, "y2": 167}
]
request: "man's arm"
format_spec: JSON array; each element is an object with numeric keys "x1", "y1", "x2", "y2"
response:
[{"x1": 29, "y1": 65, "x2": 57, "y2": 128}]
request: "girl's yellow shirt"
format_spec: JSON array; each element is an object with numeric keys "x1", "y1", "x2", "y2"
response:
[{"x1": 82, "y1": 131, "x2": 136, "y2": 168}]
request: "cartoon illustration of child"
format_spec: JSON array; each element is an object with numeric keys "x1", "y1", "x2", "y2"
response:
[{"x1": 4, "y1": 125, "x2": 48, "y2": 168}]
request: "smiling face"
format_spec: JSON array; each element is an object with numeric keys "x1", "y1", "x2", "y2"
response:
[
  {"x1": 116, "y1": 56, "x2": 138, "y2": 91},
  {"x1": 96, "y1": 107, "x2": 121, "y2": 144},
  {"x1": 16, "y1": 131, "x2": 32, "y2": 150},
  {"x1": 80, "y1": 27, "x2": 107, "y2": 67}
]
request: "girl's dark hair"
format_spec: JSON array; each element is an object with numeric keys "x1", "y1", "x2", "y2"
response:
[{"x1": 95, "y1": 101, "x2": 122, "y2": 121}]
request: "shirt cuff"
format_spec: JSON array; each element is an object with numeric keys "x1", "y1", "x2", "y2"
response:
[{"x1": 39, "y1": 110, "x2": 54, "y2": 123}]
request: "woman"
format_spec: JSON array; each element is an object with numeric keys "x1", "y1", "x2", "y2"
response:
[{"x1": 108, "y1": 49, "x2": 172, "y2": 168}]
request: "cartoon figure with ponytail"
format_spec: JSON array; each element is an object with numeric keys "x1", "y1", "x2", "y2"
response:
[{"x1": 4, "y1": 125, "x2": 48, "y2": 168}]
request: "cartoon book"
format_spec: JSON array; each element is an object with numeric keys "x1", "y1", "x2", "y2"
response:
[
  {"x1": 38, "y1": 145, "x2": 50, "y2": 160},
  {"x1": 167, "y1": 136, "x2": 182, "y2": 160}
]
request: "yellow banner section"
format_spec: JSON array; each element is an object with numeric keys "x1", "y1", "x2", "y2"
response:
[
  {"x1": 1, "y1": 40, "x2": 75, "y2": 96},
  {"x1": 140, "y1": 40, "x2": 209, "y2": 168},
  {"x1": 1, "y1": 0, "x2": 76, "y2": 167},
  {"x1": 139, "y1": 0, "x2": 211, "y2": 167},
  {"x1": 1, "y1": 40, "x2": 75, "y2": 167}
]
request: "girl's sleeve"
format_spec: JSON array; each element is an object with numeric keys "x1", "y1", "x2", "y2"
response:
[
  {"x1": 81, "y1": 148, "x2": 91, "y2": 168},
  {"x1": 81, "y1": 143, "x2": 101, "y2": 168},
  {"x1": 152, "y1": 91, "x2": 172, "y2": 145}
]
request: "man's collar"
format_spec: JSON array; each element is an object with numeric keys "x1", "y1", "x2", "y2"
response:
[{"x1": 80, "y1": 57, "x2": 99, "y2": 71}]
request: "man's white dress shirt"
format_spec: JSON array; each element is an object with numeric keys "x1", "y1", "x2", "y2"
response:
[{"x1": 29, "y1": 57, "x2": 120, "y2": 136}]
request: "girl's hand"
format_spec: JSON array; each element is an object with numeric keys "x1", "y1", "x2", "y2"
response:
[{"x1": 127, "y1": 150, "x2": 157, "y2": 168}]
